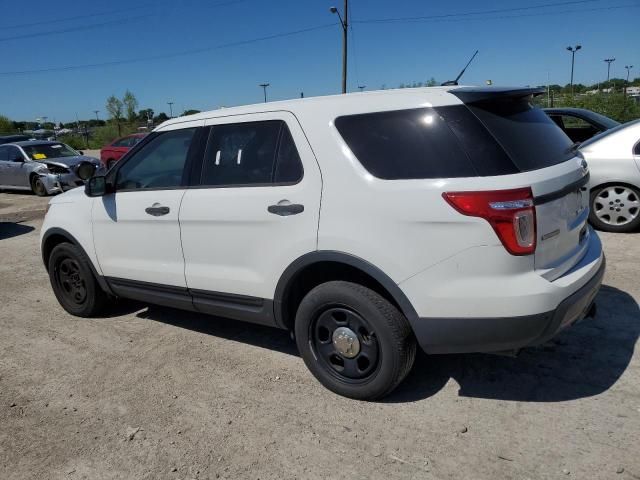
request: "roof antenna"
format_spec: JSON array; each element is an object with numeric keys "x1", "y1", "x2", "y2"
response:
[{"x1": 441, "y1": 50, "x2": 479, "y2": 86}]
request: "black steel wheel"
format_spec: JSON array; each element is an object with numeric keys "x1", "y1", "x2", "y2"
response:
[
  {"x1": 31, "y1": 175, "x2": 48, "y2": 196},
  {"x1": 295, "y1": 281, "x2": 416, "y2": 400},
  {"x1": 311, "y1": 306, "x2": 380, "y2": 381},
  {"x1": 48, "y1": 243, "x2": 108, "y2": 317}
]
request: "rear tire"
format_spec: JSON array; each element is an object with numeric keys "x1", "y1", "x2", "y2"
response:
[
  {"x1": 48, "y1": 243, "x2": 108, "y2": 317},
  {"x1": 30, "y1": 175, "x2": 48, "y2": 196},
  {"x1": 295, "y1": 281, "x2": 416, "y2": 400},
  {"x1": 589, "y1": 184, "x2": 640, "y2": 233}
]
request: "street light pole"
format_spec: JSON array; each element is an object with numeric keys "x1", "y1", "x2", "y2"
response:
[
  {"x1": 604, "y1": 58, "x2": 615, "y2": 87},
  {"x1": 94, "y1": 110, "x2": 100, "y2": 121},
  {"x1": 625, "y1": 65, "x2": 634, "y2": 97},
  {"x1": 566, "y1": 45, "x2": 581, "y2": 96},
  {"x1": 167, "y1": 102, "x2": 174, "y2": 118},
  {"x1": 259, "y1": 83, "x2": 270, "y2": 103},
  {"x1": 330, "y1": 1, "x2": 348, "y2": 94}
]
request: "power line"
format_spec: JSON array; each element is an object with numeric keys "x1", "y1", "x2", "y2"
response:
[
  {"x1": 0, "y1": 15, "x2": 148, "y2": 43},
  {"x1": 0, "y1": 0, "x2": 249, "y2": 30},
  {"x1": 354, "y1": 0, "x2": 613, "y2": 23},
  {"x1": 0, "y1": 23, "x2": 337, "y2": 76}
]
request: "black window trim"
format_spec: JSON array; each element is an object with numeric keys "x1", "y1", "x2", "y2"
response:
[{"x1": 190, "y1": 119, "x2": 304, "y2": 190}]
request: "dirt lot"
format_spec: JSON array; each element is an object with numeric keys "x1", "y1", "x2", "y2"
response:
[{"x1": 1, "y1": 191, "x2": 639, "y2": 480}]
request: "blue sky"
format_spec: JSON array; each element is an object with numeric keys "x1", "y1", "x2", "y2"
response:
[{"x1": 1, "y1": 0, "x2": 638, "y2": 122}]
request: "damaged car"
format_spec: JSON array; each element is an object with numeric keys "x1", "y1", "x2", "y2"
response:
[{"x1": 0, "y1": 141, "x2": 101, "y2": 196}]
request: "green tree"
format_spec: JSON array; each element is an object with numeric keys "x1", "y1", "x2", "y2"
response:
[
  {"x1": 426, "y1": 77, "x2": 438, "y2": 87},
  {"x1": 154, "y1": 112, "x2": 169, "y2": 123},
  {"x1": 183, "y1": 109, "x2": 201, "y2": 116},
  {"x1": 106, "y1": 95, "x2": 124, "y2": 137},
  {"x1": 123, "y1": 90, "x2": 139, "y2": 123},
  {"x1": 0, "y1": 115, "x2": 15, "y2": 133}
]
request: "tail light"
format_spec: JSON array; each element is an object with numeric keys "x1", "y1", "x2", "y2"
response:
[{"x1": 443, "y1": 187, "x2": 536, "y2": 255}]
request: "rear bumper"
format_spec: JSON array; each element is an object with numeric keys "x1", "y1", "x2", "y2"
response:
[{"x1": 408, "y1": 239, "x2": 605, "y2": 354}]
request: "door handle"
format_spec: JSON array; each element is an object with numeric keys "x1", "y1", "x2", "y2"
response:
[
  {"x1": 145, "y1": 203, "x2": 170, "y2": 216},
  {"x1": 268, "y1": 201, "x2": 304, "y2": 216}
]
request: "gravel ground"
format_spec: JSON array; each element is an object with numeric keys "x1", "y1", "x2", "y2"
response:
[{"x1": 0, "y1": 191, "x2": 639, "y2": 480}]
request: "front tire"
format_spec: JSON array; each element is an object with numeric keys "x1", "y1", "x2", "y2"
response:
[
  {"x1": 295, "y1": 281, "x2": 416, "y2": 400},
  {"x1": 589, "y1": 184, "x2": 640, "y2": 233},
  {"x1": 48, "y1": 243, "x2": 108, "y2": 317},
  {"x1": 31, "y1": 175, "x2": 48, "y2": 196}
]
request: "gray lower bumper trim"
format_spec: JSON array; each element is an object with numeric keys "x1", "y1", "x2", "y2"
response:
[{"x1": 413, "y1": 257, "x2": 606, "y2": 354}]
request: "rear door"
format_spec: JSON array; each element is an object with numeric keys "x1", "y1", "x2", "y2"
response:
[{"x1": 179, "y1": 112, "x2": 321, "y2": 322}]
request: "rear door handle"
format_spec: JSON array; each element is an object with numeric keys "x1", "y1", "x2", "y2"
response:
[
  {"x1": 145, "y1": 203, "x2": 170, "y2": 216},
  {"x1": 268, "y1": 202, "x2": 304, "y2": 216}
]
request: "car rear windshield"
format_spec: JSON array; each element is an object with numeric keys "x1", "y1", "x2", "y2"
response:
[
  {"x1": 466, "y1": 98, "x2": 574, "y2": 172},
  {"x1": 335, "y1": 99, "x2": 574, "y2": 180}
]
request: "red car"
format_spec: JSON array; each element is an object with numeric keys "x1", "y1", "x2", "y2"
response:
[{"x1": 100, "y1": 133, "x2": 146, "y2": 169}]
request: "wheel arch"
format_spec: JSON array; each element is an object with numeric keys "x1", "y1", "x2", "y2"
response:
[
  {"x1": 41, "y1": 227, "x2": 112, "y2": 294},
  {"x1": 273, "y1": 251, "x2": 418, "y2": 331}
]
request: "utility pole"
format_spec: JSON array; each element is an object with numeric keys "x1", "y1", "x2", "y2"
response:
[
  {"x1": 604, "y1": 58, "x2": 615, "y2": 89},
  {"x1": 330, "y1": 1, "x2": 348, "y2": 94},
  {"x1": 94, "y1": 110, "x2": 100, "y2": 121},
  {"x1": 566, "y1": 45, "x2": 581, "y2": 96},
  {"x1": 167, "y1": 101, "x2": 174, "y2": 118},
  {"x1": 259, "y1": 83, "x2": 270, "y2": 103}
]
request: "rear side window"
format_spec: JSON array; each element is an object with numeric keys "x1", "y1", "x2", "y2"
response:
[
  {"x1": 335, "y1": 108, "x2": 477, "y2": 179},
  {"x1": 201, "y1": 120, "x2": 303, "y2": 186},
  {"x1": 466, "y1": 98, "x2": 574, "y2": 172}
]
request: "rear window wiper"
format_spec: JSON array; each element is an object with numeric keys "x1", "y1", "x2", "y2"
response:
[{"x1": 565, "y1": 141, "x2": 582, "y2": 154}]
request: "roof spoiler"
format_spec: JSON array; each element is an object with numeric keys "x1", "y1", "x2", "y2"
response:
[{"x1": 450, "y1": 87, "x2": 545, "y2": 104}]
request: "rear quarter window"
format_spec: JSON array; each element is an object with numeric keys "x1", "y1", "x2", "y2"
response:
[{"x1": 335, "y1": 108, "x2": 477, "y2": 180}]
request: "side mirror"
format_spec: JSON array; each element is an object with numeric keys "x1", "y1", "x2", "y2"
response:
[
  {"x1": 75, "y1": 161, "x2": 96, "y2": 181},
  {"x1": 78, "y1": 150, "x2": 84, "y2": 155},
  {"x1": 85, "y1": 176, "x2": 107, "y2": 197}
]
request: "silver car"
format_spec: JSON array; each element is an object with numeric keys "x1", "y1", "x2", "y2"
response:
[
  {"x1": 580, "y1": 119, "x2": 640, "y2": 232},
  {"x1": 0, "y1": 141, "x2": 101, "y2": 196}
]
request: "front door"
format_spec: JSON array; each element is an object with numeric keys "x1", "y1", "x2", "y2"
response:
[
  {"x1": 179, "y1": 112, "x2": 322, "y2": 323},
  {"x1": 92, "y1": 122, "x2": 202, "y2": 301}
]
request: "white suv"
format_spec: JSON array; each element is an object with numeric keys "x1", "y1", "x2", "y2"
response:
[{"x1": 41, "y1": 87, "x2": 605, "y2": 399}]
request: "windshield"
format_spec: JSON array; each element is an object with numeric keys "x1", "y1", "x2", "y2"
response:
[
  {"x1": 580, "y1": 118, "x2": 640, "y2": 149},
  {"x1": 22, "y1": 143, "x2": 79, "y2": 161}
]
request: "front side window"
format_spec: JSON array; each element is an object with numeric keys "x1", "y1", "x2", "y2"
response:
[
  {"x1": 201, "y1": 120, "x2": 302, "y2": 186},
  {"x1": 0, "y1": 146, "x2": 9, "y2": 161},
  {"x1": 115, "y1": 128, "x2": 195, "y2": 190},
  {"x1": 112, "y1": 137, "x2": 135, "y2": 147}
]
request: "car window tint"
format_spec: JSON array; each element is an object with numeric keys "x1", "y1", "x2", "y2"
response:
[
  {"x1": 116, "y1": 128, "x2": 195, "y2": 190},
  {"x1": 7, "y1": 146, "x2": 21, "y2": 161},
  {"x1": 635, "y1": 140, "x2": 640, "y2": 156},
  {"x1": 202, "y1": 121, "x2": 281, "y2": 186},
  {"x1": 113, "y1": 137, "x2": 133, "y2": 147},
  {"x1": 467, "y1": 98, "x2": 574, "y2": 172},
  {"x1": 0, "y1": 146, "x2": 9, "y2": 161},
  {"x1": 274, "y1": 125, "x2": 303, "y2": 183},
  {"x1": 335, "y1": 108, "x2": 477, "y2": 179},
  {"x1": 561, "y1": 115, "x2": 592, "y2": 129}
]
